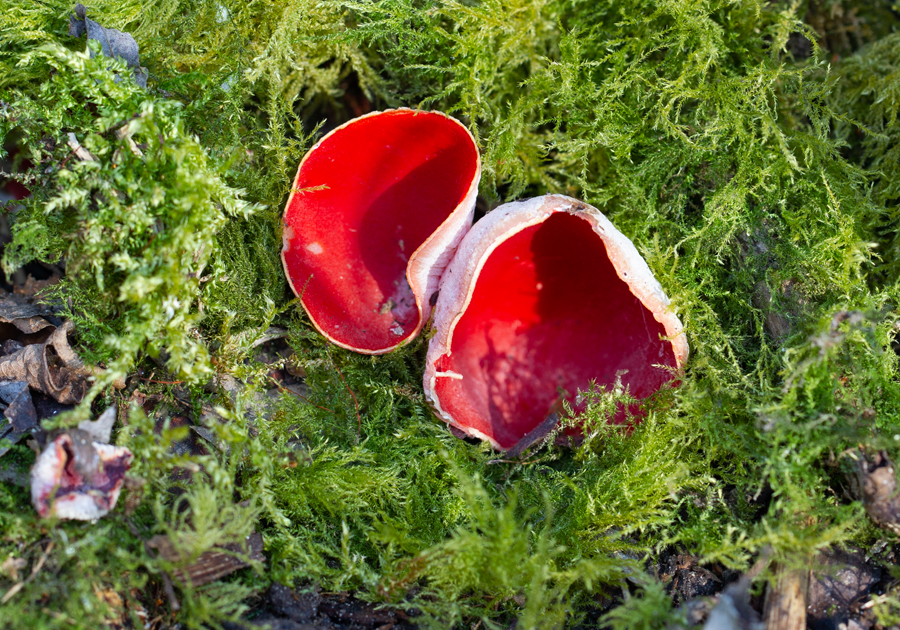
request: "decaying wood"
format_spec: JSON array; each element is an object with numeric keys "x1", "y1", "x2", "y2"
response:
[{"x1": 763, "y1": 564, "x2": 808, "y2": 630}]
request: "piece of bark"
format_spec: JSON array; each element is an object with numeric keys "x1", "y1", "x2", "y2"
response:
[
  {"x1": 0, "y1": 321, "x2": 90, "y2": 404},
  {"x1": 763, "y1": 564, "x2": 808, "y2": 630},
  {"x1": 148, "y1": 532, "x2": 264, "y2": 587}
]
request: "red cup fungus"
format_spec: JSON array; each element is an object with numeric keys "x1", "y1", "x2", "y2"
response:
[
  {"x1": 281, "y1": 109, "x2": 481, "y2": 354},
  {"x1": 424, "y1": 194, "x2": 689, "y2": 451}
]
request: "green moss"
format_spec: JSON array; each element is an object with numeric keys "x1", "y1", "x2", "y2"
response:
[{"x1": 0, "y1": 0, "x2": 899, "y2": 627}]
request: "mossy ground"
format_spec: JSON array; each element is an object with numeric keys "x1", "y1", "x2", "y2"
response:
[{"x1": 1, "y1": 0, "x2": 900, "y2": 628}]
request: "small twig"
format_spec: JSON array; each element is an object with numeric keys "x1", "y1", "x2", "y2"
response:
[
  {"x1": 270, "y1": 378, "x2": 336, "y2": 416},
  {"x1": 66, "y1": 132, "x2": 97, "y2": 162},
  {"x1": 114, "y1": 126, "x2": 144, "y2": 158},
  {"x1": 506, "y1": 413, "x2": 560, "y2": 459},
  {"x1": 1, "y1": 540, "x2": 55, "y2": 604},
  {"x1": 334, "y1": 365, "x2": 361, "y2": 442}
]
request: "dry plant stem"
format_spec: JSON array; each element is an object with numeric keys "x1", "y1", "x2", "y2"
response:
[
  {"x1": 0, "y1": 540, "x2": 54, "y2": 604},
  {"x1": 763, "y1": 562, "x2": 809, "y2": 630}
]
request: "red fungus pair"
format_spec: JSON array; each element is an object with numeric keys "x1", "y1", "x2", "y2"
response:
[{"x1": 281, "y1": 109, "x2": 688, "y2": 451}]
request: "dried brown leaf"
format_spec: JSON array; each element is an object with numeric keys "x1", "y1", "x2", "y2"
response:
[
  {"x1": 0, "y1": 297, "x2": 53, "y2": 335},
  {"x1": 0, "y1": 381, "x2": 39, "y2": 457},
  {"x1": 0, "y1": 321, "x2": 90, "y2": 404},
  {"x1": 148, "y1": 532, "x2": 264, "y2": 587}
]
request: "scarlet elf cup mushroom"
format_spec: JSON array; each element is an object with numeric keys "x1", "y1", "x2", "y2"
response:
[
  {"x1": 424, "y1": 195, "x2": 689, "y2": 451},
  {"x1": 281, "y1": 109, "x2": 481, "y2": 354}
]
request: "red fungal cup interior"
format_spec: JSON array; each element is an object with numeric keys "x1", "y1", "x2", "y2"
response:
[
  {"x1": 433, "y1": 212, "x2": 678, "y2": 449},
  {"x1": 282, "y1": 110, "x2": 478, "y2": 353}
]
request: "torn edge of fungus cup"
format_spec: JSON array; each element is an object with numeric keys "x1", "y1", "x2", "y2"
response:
[
  {"x1": 281, "y1": 109, "x2": 481, "y2": 354},
  {"x1": 424, "y1": 194, "x2": 689, "y2": 451}
]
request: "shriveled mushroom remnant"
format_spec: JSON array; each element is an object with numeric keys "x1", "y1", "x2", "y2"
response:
[
  {"x1": 282, "y1": 109, "x2": 480, "y2": 354},
  {"x1": 424, "y1": 195, "x2": 689, "y2": 451},
  {"x1": 31, "y1": 407, "x2": 133, "y2": 521}
]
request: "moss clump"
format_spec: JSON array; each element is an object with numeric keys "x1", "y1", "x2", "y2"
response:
[{"x1": 0, "y1": 0, "x2": 899, "y2": 628}]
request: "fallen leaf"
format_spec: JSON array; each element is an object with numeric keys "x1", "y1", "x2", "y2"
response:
[
  {"x1": 68, "y1": 3, "x2": 148, "y2": 88},
  {"x1": 12, "y1": 274, "x2": 62, "y2": 299},
  {"x1": 0, "y1": 380, "x2": 39, "y2": 457},
  {"x1": 147, "y1": 532, "x2": 264, "y2": 587},
  {"x1": 0, "y1": 296, "x2": 54, "y2": 335},
  {"x1": 0, "y1": 321, "x2": 91, "y2": 404}
]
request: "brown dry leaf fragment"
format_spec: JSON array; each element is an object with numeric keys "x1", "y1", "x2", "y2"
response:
[
  {"x1": 0, "y1": 321, "x2": 90, "y2": 404},
  {"x1": 13, "y1": 274, "x2": 62, "y2": 299},
  {"x1": 0, "y1": 297, "x2": 54, "y2": 335},
  {"x1": 147, "y1": 532, "x2": 264, "y2": 587},
  {"x1": 848, "y1": 449, "x2": 900, "y2": 534}
]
